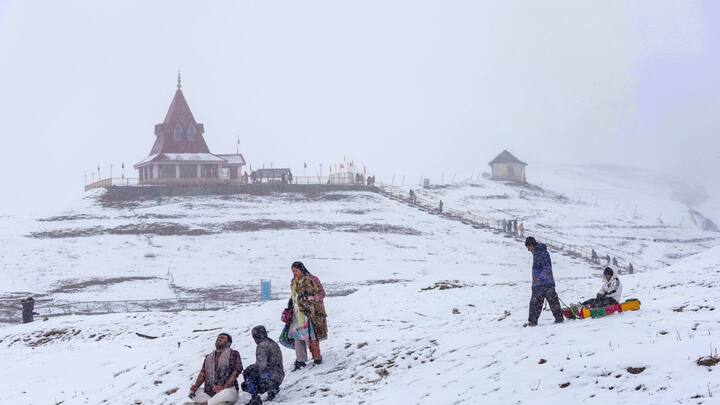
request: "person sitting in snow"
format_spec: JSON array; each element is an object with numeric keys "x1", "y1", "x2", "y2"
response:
[
  {"x1": 188, "y1": 333, "x2": 243, "y2": 405},
  {"x1": 582, "y1": 267, "x2": 623, "y2": 308},
  {"x1": 525, "y1": 237, "x2": 564, "y2": 326},
  {"x1": 241, "y1": 325, "x2": 285, "y2": 405}
]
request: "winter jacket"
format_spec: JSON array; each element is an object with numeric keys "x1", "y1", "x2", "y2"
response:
[
  {"x1": 256, "y1": 337, "x2": 285, "y2": 384},
  {"x1": 531, "y1": 243, "x2": 556, "y2": 288},
  {"x1": 598, "y1": 275, "x2": 622, "y2": 303},
  {"x1": 292, "y1": 274, "x2": 328, "y2": 340}
]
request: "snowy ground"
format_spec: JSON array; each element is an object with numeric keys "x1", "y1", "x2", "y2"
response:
[
  {"x1": 0, "y1": 165, "x2": 719, "y2": 404},
  {"x1": 0, "y1": 190, "x2": 531, "y2": 307},
  {"x1": 404, "y1": 164, "x2": 720, "y2": 270}
]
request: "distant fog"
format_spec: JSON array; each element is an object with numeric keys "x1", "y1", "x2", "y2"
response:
[{"x1": 0, "y1": 0, "x2": 717, "y2": 214}]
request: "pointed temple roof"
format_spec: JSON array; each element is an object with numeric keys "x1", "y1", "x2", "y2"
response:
[{"x1": 149, "y1": 77, "x2": 211, "y2": 155}]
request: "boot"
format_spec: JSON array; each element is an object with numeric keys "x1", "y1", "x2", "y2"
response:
[
  {"x1": 265, "y1": 387, "x2": 278, "y2": 401},
  {"x1": 246, "y1": 394, "x2": 262, "y2": 405},
  {"x1": 291, "y1": 360, "x2": 306, "y2": 371}
]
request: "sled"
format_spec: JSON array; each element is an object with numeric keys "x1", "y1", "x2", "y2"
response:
[{"x1": 562, "y1": 298, "x2": 641, "y2": 320}]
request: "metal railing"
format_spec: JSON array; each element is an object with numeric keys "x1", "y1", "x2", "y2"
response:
[
  {"x1": 84, "y1": 178, "x2": 140, "y2": 191},
  {"x1": 36, "y1": 295, "x2": 278, "y2": 318},
  {"x1": 290, "y1": 176, "x2": 351, "y2": 185},
  {"x1": 377, "y1": 183, "x2": 636, "y2": 273},
  {"x1": 84, "y1": 176, "x2": 373, "y2": 190}
]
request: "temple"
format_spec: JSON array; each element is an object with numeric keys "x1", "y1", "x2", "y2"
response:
[{"x1": 134, "y1": 74, "x2": 246, "y2": 185}]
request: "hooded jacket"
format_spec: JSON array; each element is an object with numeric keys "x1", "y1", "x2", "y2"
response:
[
  {"x1": 251, "y1": 326, "x2": 285, "y2": 384},
  {"x1": 531, "y1": 243, "x2": 556, "y2": 288},
  {"x1": 598, "y1": 275, "x2": 623, "y2": 303}
]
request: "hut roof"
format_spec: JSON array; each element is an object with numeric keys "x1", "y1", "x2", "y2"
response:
[
  {"x1": 255, "y1": 168, "x2": 291, "y2": 177},
  {"x1": 489, "y1": 150, "x2": 527, "y2": 166}
]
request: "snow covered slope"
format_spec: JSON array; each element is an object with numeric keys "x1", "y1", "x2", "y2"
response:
[
  {"x1": 405, "y1": 164, "x2": 720, "y2": 270},
  {"x1": 0, "y1": 244, "x2": 718, "y2": 404},
  {"x1": 0, "y1": 165, "x2": 718, "y2": 404},
  {"x1": 0, "y1": 190, "x2": 537, "y2": 305}
]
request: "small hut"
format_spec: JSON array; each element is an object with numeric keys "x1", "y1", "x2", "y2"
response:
[
  {"x1": 253, "y1": 168, "x2": 292, "y2": 184},
  {"x1": 489, "y1": 150, "x2": 527, "y2": 183}
]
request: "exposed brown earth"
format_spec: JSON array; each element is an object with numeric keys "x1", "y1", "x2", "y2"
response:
[{"x1": 28, "y1": 220, "x2": 421, "y2": 239}]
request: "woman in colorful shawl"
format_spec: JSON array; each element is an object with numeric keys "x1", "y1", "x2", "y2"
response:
[{"x1": 287, "y1": 261, "x2": 327, "y2": 371}]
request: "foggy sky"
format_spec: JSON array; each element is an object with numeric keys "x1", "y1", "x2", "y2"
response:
[{"x1": 0, "y1": 0, "x2": 718, "y2": 214}]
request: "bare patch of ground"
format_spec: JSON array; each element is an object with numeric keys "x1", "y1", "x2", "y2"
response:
[
  {"x1": 29, "y1": 226, "x2": 106, "y2": 238},
  {"x1": 38, "y1": 214, "x2": 108, "y2": 222},
  {"x1": 120, "y1": 213, "x2": 185, "y2": 220},
  {"x1": 219, "y1": 220, "x2": 420, "y2": 235},
  {"x1": 111, "y1": 223, "x2": 211, "y2": 236},
  {"x1": 653, "y1": 237, "x2": 718, "y2": 243},
  {"x1": 421, "y1": 280, "x2": 475, "y2": 291},
  {"x1": 462, "y1": 194, "x2": 511, "y2": 201},
  {"x1": 170, "y1": 284, "x2": 261, "y2": 302},
  {"x1": 340, "y1": 209, "x2": 372, "y2": 215},
  {"x1": 29, "y1": 223, "x2": 214, "y2": 238},
  {"x1": 29, "y1": 220, "x2": 421, "y2": 239},
  {"x1": 27, "y1": 328, "x2": 82, "y2": 347},
  {"x1": 49, "y1": 276, "x2": 161, "y2": 294}
]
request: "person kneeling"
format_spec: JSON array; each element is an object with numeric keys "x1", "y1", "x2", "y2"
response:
[
  {"x1": 241, "y1": 325, "x2": 285, "y2": 405},
  {"x1": 188, "y1": 333, "x2": 243, "y2": 405},
  {"x1": 582, "y1": 267, "x2": 623, "y2": 308}
]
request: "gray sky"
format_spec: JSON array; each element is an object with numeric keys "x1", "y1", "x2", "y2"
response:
[{"x1": 0, "y1": 0, "x2": 717, "y2": 214}]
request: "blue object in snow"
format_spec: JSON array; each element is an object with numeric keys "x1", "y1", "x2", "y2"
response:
[{"x1": 261, "y1": 279, "x2": 271, "y2": 302}]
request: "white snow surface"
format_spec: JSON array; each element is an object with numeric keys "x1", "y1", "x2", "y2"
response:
[
  {"x1": 0, "y1": 165, "x2": 719, "y2": 404},
  {"x1": 404, "y1": 164, "x2": 720, "y2": 270}
]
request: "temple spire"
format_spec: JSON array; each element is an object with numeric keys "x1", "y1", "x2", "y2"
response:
[{"x1": 177, "y1": 68, "x2": 182, "y2": 90}]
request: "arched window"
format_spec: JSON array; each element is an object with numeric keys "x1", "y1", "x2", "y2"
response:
[
  {"x1": 186, "y1": 125, "x2": 196, "y2": 142},
  {"x1": 174, "y1": 124, "x2": 183, "y2": 141}
]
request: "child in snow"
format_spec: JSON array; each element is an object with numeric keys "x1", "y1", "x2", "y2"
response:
[{"x1": 582, "y1": 267, "x2": 623, "y2": 308}]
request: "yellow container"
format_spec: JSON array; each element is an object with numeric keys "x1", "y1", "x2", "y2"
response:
[
  {"x1": 621, "y1": 299, "x2": 641, "y2": 312},
  {"x1": 582, "y1": 307, "x2": 590, "y2": 318}
]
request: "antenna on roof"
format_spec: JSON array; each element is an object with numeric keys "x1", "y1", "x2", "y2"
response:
[{"x1": 177, "y1": 67, "x2": 182, "y2": 90}]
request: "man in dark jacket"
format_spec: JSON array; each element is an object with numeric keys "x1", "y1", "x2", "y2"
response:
[
  {"x1": 525, "y1": 237, "x2": 563, "y2": 326},
  {"x1": 21, "y1": 297, "x2": 36, "y2": 324},
  {"x1": 241, "y1": 325, "x2": 284, "y2": 405}
]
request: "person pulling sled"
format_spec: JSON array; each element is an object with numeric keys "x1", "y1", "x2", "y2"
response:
[{"x1": 524, "y1": 237, "x2": 564, "y2": 326}]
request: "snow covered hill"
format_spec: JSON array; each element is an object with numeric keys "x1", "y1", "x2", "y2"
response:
[
  {"x1": 0, "y1": 165, "x2": 719, "y2": 404},
  {"x1": 404, "y1": 164, "x2": 720, "y2": 270}
]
